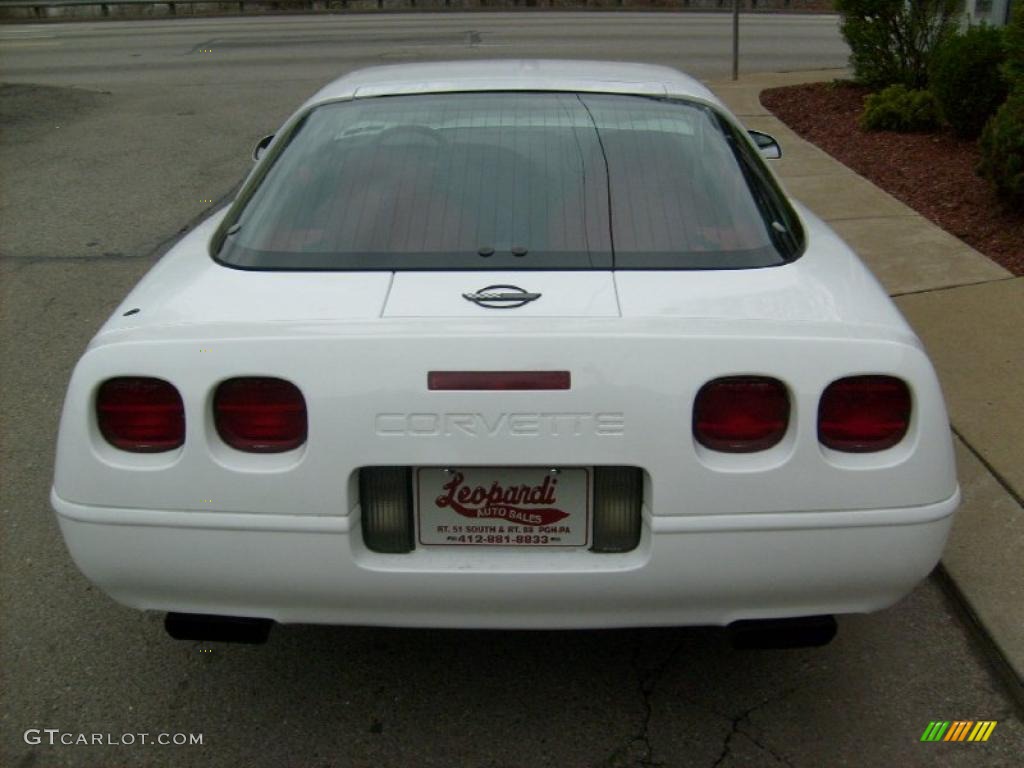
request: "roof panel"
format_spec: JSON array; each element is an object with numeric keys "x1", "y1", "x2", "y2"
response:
[{"x1": 302, "y1": 60, "x2": 719, "y2": 107}]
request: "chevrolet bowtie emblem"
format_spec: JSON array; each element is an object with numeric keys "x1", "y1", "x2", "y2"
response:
[{"x1": 462, "y1": 285, "x2": 542, "y2": 309}]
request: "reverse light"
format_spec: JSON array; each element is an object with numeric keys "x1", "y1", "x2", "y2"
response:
[
  {"x1": 693, "y1": 376, "x2": 790, "y2": 452},
  {"x1": 360, "y1": 467, "x2": 415, "y2": 553},
  {"x1": 214, "y1": 377, "x2": 307, "y2": 453},
  {"x1": 96, "y1": 377, "x2": 185, "y2": 452},
  {"x1": 591, "y1": 467, "x2": 643, "y2": 553},
  {"x1": 818, "y1": 375, "x2": 911, "y2": 452}
]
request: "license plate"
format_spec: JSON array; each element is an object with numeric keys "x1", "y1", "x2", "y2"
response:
[{"x1": 416, "y1": 467, "x2": 590, "y2": 547}]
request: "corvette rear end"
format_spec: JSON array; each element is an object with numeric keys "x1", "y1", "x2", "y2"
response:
[{"x1": 51, "y1": 61, "x2": 958, "y2": 638}]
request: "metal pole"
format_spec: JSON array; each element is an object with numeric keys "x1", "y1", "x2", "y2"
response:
[{"x1": 732, "y1": 0, "x2": 740, "y2": 81}]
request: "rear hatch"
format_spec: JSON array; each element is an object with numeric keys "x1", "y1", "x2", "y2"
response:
[{"x1": 383, "y1": 272, "x2": 619, "y2": 317}]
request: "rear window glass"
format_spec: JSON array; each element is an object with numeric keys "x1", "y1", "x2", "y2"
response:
[{"x1": 215, "y1": 92, "x2": 802, "y2": 271}]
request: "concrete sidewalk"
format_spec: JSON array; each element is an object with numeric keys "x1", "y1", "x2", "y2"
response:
[{"x1": 708, "y1": 70, "x2": 1024, "y2": 688}]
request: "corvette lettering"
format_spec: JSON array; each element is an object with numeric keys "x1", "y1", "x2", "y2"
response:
[
  {"x1": 375, "y1": 412, "x2": 625, "y2": 437},
  {"x1": 435, "y1": 472, "x2": 570, "y2": 526}
]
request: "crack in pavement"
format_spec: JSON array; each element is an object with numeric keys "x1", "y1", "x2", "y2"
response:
[
  {"x1": 610, "y1": 636, "x2": 804, "y2": 768},
  {"x1": 711, "y1": 685, "x2": 803, "y2": 768},
  {"x1": 889, "y1": 274, "x2": 1018, "y2": 299},
  {"x1": 626, "y1": 635, "x2": 685, "y2": 767}
]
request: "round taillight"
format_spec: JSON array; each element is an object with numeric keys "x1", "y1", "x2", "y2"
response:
[
  {"x1": 818, "y1": 375, "x2": 911, "y2": 452},
  {"x1": 214, "y1": 377, "x2": 307, "y2": 453},
  {"x1": 693, "y1": 376, "x2": 790, "y2": 452},
  {"x1": 96, "y1": 377, "x2": 185, "y2": 453}
]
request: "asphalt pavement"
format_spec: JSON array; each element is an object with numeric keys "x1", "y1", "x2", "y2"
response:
[{"x1": 1, "y1": 13, "x2": 1022, "y2": 768}]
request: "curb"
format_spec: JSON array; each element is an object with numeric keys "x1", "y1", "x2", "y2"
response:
[{"x1": 934, "y1": 565, "x2": 1024, "y2": 715}]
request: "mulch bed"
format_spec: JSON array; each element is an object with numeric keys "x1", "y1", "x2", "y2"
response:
[{"x1": 760, "y1": 82, "x2": 1024, "y2": 276}]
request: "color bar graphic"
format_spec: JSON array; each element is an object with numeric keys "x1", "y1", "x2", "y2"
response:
[
  {"x1": 921, "y1": 721, "x2": 950, "y2": 742},
  {"x1": 968, "y1": 722, "x2": 998, "y2": 742},
  {"x1": 944, "y1": 721, "x2": 973, "y2": 741},
  {"x1": 920, "y1": 720, "x2": 997, "y2": 742}
]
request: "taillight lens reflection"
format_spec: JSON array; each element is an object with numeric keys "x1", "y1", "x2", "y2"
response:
[
  {"x1": 96, "y1": 377, "x2": 185, "y2": 452},
  {"x1": 694, "y1": 376, "x2": 790, "y2": 452},
  {"x1": 818, "y1": 375, "x2": 911, "y2": 452},
  {"x1": 214, "y1": 377, "x2": 307, "y2": 453}
]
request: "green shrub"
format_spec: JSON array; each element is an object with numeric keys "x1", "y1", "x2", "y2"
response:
[
  {"x1": 979, "y1": 89, "x2": 1024, "y2": 207},
  {"x1": 930, "y1": 26, "x2": 1008, "y2": 138},
  {"x1": 861, "y1": 85, "x2": 940, "y2": 132},
  {"x1": 1005, "y1": 0, "x2": 1024, "y2": 86},
  {"x1": 835, "y1": 0, "x2": 963, "y2": 89}
]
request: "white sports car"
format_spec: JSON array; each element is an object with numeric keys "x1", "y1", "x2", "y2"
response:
[{"x1": 52, "y1": 61, "x2": 959, "y2": 646}]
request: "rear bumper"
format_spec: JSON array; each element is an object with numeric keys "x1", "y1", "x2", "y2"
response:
[{"x1": 52, "y1": 488, "x2": 958, "y2": 629}]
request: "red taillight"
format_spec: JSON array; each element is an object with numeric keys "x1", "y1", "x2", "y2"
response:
[
  {"x1": 96, "y1": 377, "x2": 185, "y2": 453},
  {"x1": 693, "y1": 376, "x2": 789, "y2": 452},
  {"x1": 818, "y1": 375, "x2": 911, "y2": 452},
  {"x1": 214, "y1": 377, "x2": 307, "y2": 453}
]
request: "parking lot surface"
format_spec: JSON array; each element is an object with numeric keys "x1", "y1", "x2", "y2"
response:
[{"x1": 1, "y1": 14, "x2": 1022, "y2": 767}]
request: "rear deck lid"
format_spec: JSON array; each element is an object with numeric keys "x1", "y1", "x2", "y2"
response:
[{"x1": 382, "y1": 272, "x2": 620, "y2": 318}]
